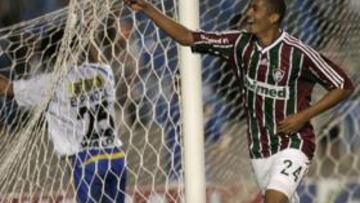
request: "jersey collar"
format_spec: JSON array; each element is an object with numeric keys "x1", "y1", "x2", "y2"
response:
[{"x1": 255, "y1": 31, "x2": 286, "y2": 54}]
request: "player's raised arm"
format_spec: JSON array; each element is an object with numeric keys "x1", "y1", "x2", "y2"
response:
[
  {"x1": 0, "y1": 75, "x2": 14, "y2": 98},
  {"x1": 124, "y1": 0, "x2": 194, "y2": 46}
]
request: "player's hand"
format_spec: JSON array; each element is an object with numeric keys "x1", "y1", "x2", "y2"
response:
[
  {"x1": 123, "y1": 0, "x2": 149, "y2": 11},
  {"x1": 278, "y1": 113, "x2": 308, "y2": 135}
]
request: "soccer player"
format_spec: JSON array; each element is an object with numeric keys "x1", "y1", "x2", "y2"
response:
[
  {"x1": 0, "y1": 40, "x2": 127, "y2": 203},
  {"x1": 124, "y1": 0, "x2": 354, "y2": 202}
]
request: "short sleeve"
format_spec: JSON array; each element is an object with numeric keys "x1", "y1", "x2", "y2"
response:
[
  {"x1": 13, "y1": 74, "x2": 54, "y2": 107},
  {"x1": 303, "y1": 49, "x2": 354, "y2": 91},
  {"x1": 191, "y1": 30, "x2": 243, "y2": 60}
]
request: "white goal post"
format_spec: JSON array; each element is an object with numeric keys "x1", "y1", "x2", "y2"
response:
[{"x1": 178, "y1": 0, "x2": 207, "y2": 203}]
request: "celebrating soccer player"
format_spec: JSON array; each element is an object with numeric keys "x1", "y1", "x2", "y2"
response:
[{"x1": 124, "y1": 0, "x2": 354, "y2": 202}]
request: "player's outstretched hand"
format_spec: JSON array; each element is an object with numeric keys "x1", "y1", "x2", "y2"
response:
[{"x1": 123, "y1": 0, "x2": 149, "y2": 11}]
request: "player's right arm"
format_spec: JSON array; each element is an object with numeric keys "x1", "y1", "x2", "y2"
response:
[
  {"x1": 124, "y1": 0, "x2": 194, "y2": 45},
  {"x1": 124, "y1": 0, "x2": 243, "y2": 60},
  {"x1": 0, "y1": 75, "x2": 14, "y2": 99},
  {"x1": 3, "y1": 74, "x2": 53, "y2": 107}
]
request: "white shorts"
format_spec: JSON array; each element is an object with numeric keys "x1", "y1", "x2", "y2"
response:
[{"x1": 251, "y1": 149, "x2": 310, "y2": 202}]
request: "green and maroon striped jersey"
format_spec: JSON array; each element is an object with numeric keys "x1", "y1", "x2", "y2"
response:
[{"x1": 192, "y1": 30, "x2": 354, "y2": 160}]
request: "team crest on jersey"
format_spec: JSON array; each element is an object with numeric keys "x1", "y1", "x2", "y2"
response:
[{"x1": 272, "y1": 68, "x2": 285, "y2": 83}]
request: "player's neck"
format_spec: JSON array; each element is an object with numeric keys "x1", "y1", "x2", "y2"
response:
[{"x1": 256, "y1": 27, "x2": 282, "y2": 48}]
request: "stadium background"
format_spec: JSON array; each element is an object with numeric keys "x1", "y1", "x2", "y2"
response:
[{"x1": 0, "y1": 0, "x2": 359, "y2": 202}]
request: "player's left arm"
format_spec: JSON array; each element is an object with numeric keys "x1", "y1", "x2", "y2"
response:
[
  {"x1": 0, "y1": 75, "x2": 14, "y2": 99},
  {"x1": 278, "y1": 88, "x2": 352, "y2": 134},
  {"x1": 278, "y1": 53, "x2": 354, "y2": 135}
]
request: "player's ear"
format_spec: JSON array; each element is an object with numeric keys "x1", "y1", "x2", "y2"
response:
[{"x1": 270, "y1": 13, "x2": 280, "y2": 24}]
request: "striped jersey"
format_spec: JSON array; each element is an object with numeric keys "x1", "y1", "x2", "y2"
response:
[
  {"x1": 191, "y1": 30, "x2": 353, "y2": 159},
  {"x1": 13, "y1": 63, "x2": 122, "y2": 156}
]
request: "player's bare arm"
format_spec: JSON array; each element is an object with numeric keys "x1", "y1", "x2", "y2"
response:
[
  {"x1": 0, "y1": 75, "x2": 14, "y2": 98},
  {"x1": 278, "y1": 88, "x2": 353, "y2": 135},
  {"x1": 124, "y1": 0, "x2": 194, "y2": 45}
]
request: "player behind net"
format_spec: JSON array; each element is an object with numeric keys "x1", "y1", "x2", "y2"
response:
[
  {"x1": 0, "y1": 27, "x2": 127, "y2": 202},
  {"x1": 124, "y1": 0, "x2": 354, "y2": 202}
]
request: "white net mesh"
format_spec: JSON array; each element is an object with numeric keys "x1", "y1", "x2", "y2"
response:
[
  {"x1": 0, "y1": 0, "x2": 186, "y2": 202},
  {"x1": 0, "y1": 0, "x2": 359, "y2": 202}
]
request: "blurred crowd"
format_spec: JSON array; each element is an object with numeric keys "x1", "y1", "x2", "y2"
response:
[{"x1": 0, "y1": 0, "x2": 69, "y2": 28}]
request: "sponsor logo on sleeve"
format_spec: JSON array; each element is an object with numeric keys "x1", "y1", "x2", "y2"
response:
[{"x1": 200, "y1": 34, "x2": 229, "y2": 44}]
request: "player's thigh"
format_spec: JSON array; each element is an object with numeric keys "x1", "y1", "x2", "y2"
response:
[
  {"x1": 251, "y1": 157, "x2": 273, "y2": 192},
  {"x1": 264, "y1": 187, "x2": 300, "y2": 203},
  {"x1": 267, "y1": 149, "x2": 310, "y2": 200}
]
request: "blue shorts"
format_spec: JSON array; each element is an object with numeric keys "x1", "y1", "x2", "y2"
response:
[{"x1": 72, "y1": 147, "x2": 126, "y2": 203}]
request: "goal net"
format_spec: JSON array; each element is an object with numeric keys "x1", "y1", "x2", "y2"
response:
[{"x1": 0, "y1": 0, "x2": 358, "y2": 202}]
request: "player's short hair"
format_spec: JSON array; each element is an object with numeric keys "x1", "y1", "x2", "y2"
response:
[
  {"x1": 265, "y1": 0, "x2": 287, "y2": 24},
  {"x1": 41, "y1": 28, "x2": 100, "y2": 64}
]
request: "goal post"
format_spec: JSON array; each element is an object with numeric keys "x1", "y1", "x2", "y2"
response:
[{"x1": 178, "y1": 0, "x2": 207, "y2": 202}]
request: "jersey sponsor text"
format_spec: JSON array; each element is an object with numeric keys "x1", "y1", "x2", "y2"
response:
[{"x1": 244, "y1": 75, "x2": 289, "y2": 100}]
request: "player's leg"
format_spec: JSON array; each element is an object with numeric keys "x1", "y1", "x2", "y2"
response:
[
  {"x1": 264, "y1": 189, "x2": 289, "y2": 203},
  {"x1": 265, "y1": 148, "x2": 310, "y2": 203}
]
